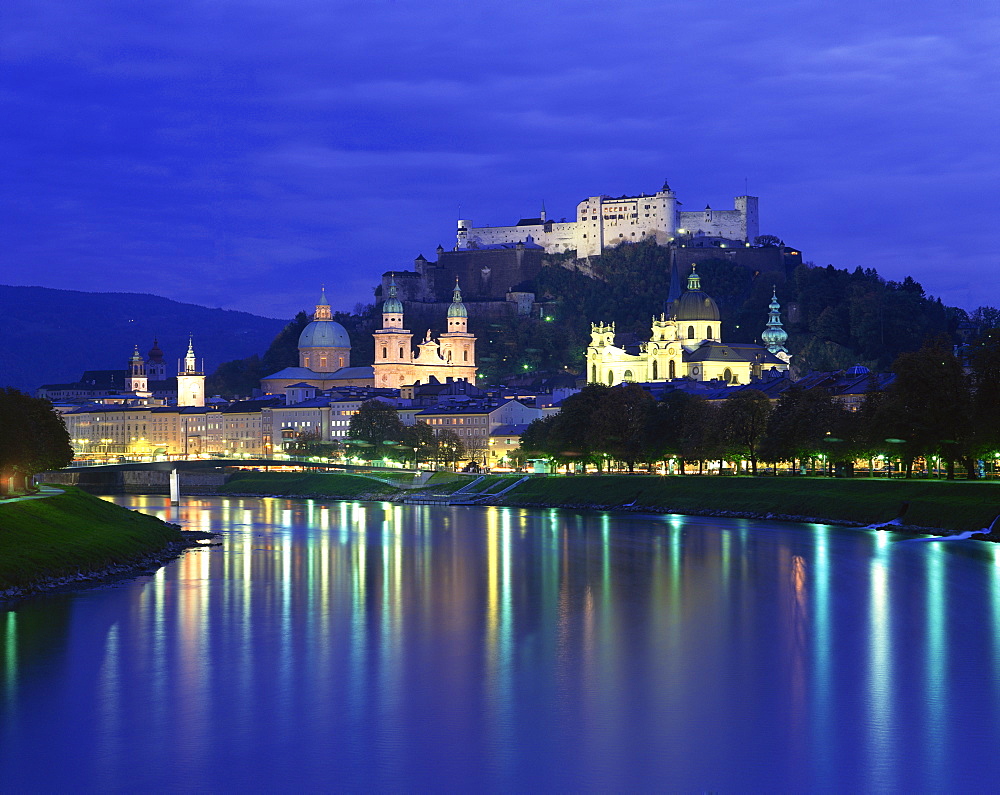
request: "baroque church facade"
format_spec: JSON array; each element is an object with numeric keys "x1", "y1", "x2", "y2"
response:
[
  {"x1": 372, "y1": 277, "x2": 477, "y2": 388},
  {"x1": 260, "y1": 282, "x2": 478, "y2": 393},
  {"x1": 587, "y1": 265, "x2": 790, "y2": 387}
]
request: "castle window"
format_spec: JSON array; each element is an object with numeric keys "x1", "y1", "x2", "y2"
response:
[
  {"x1": 592, "y1": 364, "x2": 597, "y2": 382},
  {"x1": 669, "y1": 360, "x2": 676, "y2": 379},
  {"x1": 399, "y1": 347, "x2": 404, "y2": 358},
  {"x1": 706, "y1": 325, "x2": 712, "y2": 339},
  {"x1": 339, "y1": 357, "x2": 344, "y2": 367},
  {"x1": 463, "y1": 350, "x2": 468, "y2": 361},
  {"x1": 382, "y1": 347, "x2": 387, "y2": 359},
  {"x1": 608, "y1": 370, "x2": 613, "y2": 385},
  {"x1": 688, "y1": 326, "x2": 695, "y2": 339},
  {"x1": 623, "y1": 370, "x2": 633, "y2": 381},
  {"x1": 652, "y1": 360, "x2": 658, "y2": 380},
  {"x1": 724, "y1": 368, "x2": 733, "y2": 383}
]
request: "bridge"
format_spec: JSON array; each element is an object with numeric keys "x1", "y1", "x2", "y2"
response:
[{"x1": 55, "y1": 457, "x2": 425, "y2": 505}]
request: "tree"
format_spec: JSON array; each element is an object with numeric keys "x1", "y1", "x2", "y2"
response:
[
  {"x1": 436, "y1": 429, "x2": 465, "y2": 468},
  {"x1": 881, "y1": 338, "x2": 973, "y2": 478},
  {"x1": 0, "y1": 389, "x2": 74, "y2": 495},
  {"x1": 969, "y1": 330, "x2": 1000, "y2": 466},
  {"x1": 717, "y1": 390, "x2": 772, "y2": 474},
  {"x1": 464, "y1": 434, "x2": 490, "y2": 468},
  {"x1": 399, "y1": 421, "x2": 436, "y2": 467},
  {"x1": 591, "y1": 383, "x2": 655, "y2": 472},
  {"x1": 760, "y1": 386, "x2": 840, "y2": 473},
  {"x1": 551, "y1": 384, "x2": 612, "y2": 471},
  {"x1": 347, "y1": 400, "x2": 405, "y2": 461},
  {"x1": 753, "y1": 234, "x2": 783, "y2": 247}
]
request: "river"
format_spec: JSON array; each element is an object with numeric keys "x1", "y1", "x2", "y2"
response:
[{"x1": 3, "y1": 495, "x2": 1000, "y2": 791}]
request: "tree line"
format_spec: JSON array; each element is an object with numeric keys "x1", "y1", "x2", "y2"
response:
[
  {"x1": 519, "y1": 333, "x2": 1000, "y2": 479},
  {"x1": 344, "y1": 400, "x2": 480, "y2": 468},
  {"x1": 0, "y1": 388, "x2": 74, "y2": 495}
]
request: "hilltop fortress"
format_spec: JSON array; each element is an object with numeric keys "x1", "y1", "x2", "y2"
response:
[{"x1": 457, "y1": 180, "x2": 759, "y2": 257}]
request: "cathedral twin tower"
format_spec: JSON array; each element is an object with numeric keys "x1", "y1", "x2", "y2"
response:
[{"x1": 373, "y1": 276, "x2": 477, "y2": 387}]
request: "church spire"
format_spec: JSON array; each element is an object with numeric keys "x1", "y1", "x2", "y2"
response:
[
  {"x1": 183, "y1": 334, "x2": 200, "y2": 374},
  {"x1": 762, "y1": 286, "x2": 789, "y2": 355},
  {"x1": 666, "y1": 250, "x2": 682, "y2": 308}
]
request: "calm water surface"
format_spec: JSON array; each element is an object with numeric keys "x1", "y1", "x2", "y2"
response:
[{"x1": 3, "y1": 495, "x2": 1000, "y2": 791}]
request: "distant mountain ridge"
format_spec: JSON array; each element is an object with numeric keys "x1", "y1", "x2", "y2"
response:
[{"x1": 0, "y1": 285, "x2": 289, "y2": 393}]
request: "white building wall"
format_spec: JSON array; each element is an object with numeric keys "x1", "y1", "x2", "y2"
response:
[{"x1": 460, "y1": 184, "x2": 753, "y2": 256}]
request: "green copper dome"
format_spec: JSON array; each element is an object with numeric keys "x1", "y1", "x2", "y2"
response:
[
  {"x1": 672, "y1": 265, "x2": 720, "y2": 322},
  {"x1": 761, "y1": 287, "x2": 788, "y2": 353},
  {"x1": 447, "y1": 280, "x2": 467, "y2": 318},
  {"x1": 383, "y1": 274, "x2": 403, "y2": 314}
]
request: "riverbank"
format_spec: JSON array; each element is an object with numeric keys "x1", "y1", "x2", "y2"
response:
[
  {"x1": 203, "y1": 471, "x2": 1000, "y2": 536},
  {"x1": 493, "y1": 475, "x2": 1000, "y2": 536},
  {"x1": 0, "y1": 487, "x2": 198, "y2": 602}
]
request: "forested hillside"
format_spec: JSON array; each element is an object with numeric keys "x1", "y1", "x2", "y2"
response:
[
  {"x1": 202, "y1": 241, "x2": 995, "y2": 394},
  {"x1": 0, "y1": 286, "x2": 286, "y2": 393},
  {"x1": 476, "y1": 241, "x2": 983, "y2": 380}
]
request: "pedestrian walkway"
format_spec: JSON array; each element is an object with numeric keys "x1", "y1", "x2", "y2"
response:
[{"x1": 0, "y1": 485, "x2": 65, "y2": 505}]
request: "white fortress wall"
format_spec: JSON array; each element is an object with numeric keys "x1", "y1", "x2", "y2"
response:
[{"x1": 459, "y1": 184, "x2": 755, "y2": 255}]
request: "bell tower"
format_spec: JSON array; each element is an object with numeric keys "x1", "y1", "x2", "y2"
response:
[
  {"x1": 127, "y1": 345, "x2": 149, "y2": 395},
  {"x1": 439, "y1": 279, "x2": 476, "y2": 381},
  {"x1": 372, "y1": 274, "x2": 415, "y2": 387},
  {"x1": 176, "y1": 335, "x2": 206, "y2": 407}
]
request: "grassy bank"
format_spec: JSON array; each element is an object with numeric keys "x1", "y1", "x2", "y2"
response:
[
  {"x1": 0, "y1": 487, "x2": 183, "y2": 595},
  {"x1": 500, "y1": 475, "x2": 1000, "y2": 533},
  {"x1": 217, "y1": 471, "x2": 398, "y2": 498}
]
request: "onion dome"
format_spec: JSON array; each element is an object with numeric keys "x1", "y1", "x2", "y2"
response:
[
  {"x1": 761, "y1": 287, "x2": 789, "y2": 354},
  {"x1": 672, "y1": 265, "x2": 720, "y2": 322},
  {"x1": 447, "y1": 279, "x2": 467, "y2": 318},
  {"x1": 147, "y1": 338, "x2": 164, "y2": 363},
  {"x1": 383, "y1": 273, "x2": 404, "y2": 314}
]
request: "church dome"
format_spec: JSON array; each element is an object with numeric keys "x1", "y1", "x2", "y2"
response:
[
  {"x1": 148, "y1": 338, "x2": 164, "y2": 362},
  {"x1": 383, "y1": 274, "x2": 404, "y2": 314},
  {"x1": 299, "y1": 319, "x2": 350, "y2": 349},
  {"x1": 672, "y1": 266, "x2": 720, "y2": 322},
  {"x1": 447, "y1": 280, "x2": 467, "y2": 318}
]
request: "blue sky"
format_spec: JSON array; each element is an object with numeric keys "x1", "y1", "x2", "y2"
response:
[{"x1": 2, "y1": 0, "x2": 998, "y2": 319}]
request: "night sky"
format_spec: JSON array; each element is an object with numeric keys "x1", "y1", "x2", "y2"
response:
[{"x1": 3, "y1": 0, "x2": 997, "y2": 320}]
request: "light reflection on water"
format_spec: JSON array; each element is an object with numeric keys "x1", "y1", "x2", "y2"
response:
[{"x1": 2, "y1": 496, "x2": 1000, "y2": 790}]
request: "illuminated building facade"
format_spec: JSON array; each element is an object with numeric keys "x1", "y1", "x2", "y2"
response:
[
  {"x1": 457, "y1": 180, "x2": 759, "y2": 257},
  {"x1": 587, "y1": 265, "x2": 790, "y2": 387},
  {"x1": 372, "y1": 277, "x2": 478, "y2": 388}
]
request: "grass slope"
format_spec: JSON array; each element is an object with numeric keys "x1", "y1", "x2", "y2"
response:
[
  {"x1": 503, "y1": 475, "x2": 1000, "y2": 533},
  {"x1": 217, "y1": 472, "x2": 398, "y2": 498},
  {"x1": 0, "y1": 487, "x2": 182, "y2": 591}
]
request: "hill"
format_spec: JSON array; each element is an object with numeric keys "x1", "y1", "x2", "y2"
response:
[
  {"x1": 0, "y1": 285, "x2": 288, "y2": 393},
  {"x1": 473, "y1": 242, "x2": 975, "y2": 381}
]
